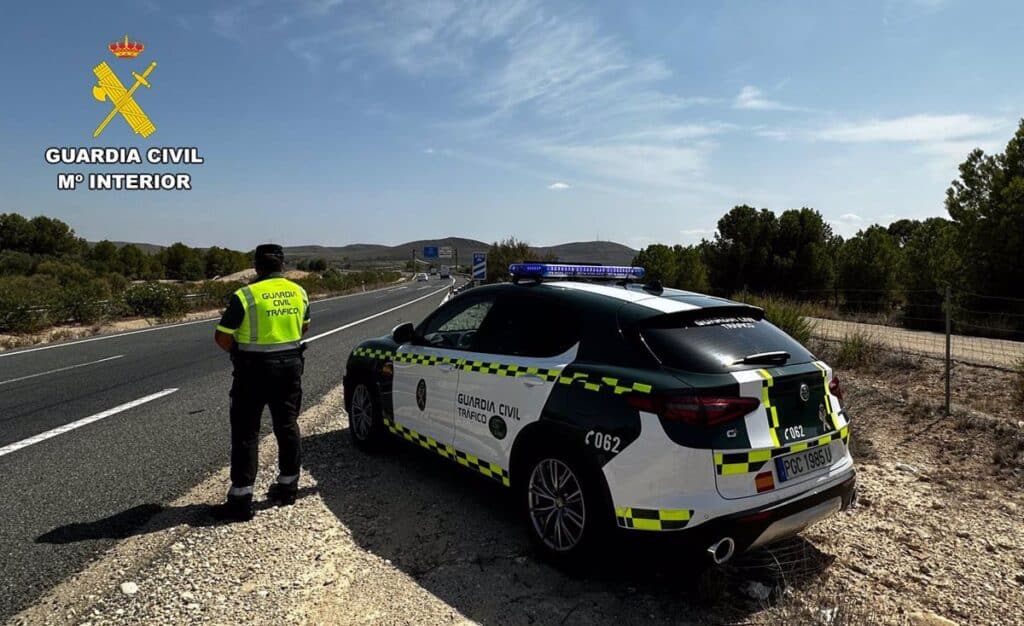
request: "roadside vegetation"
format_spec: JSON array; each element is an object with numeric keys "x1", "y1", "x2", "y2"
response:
[{"x1": 0, "y1": 214, "x2": 398, "y2": 334}]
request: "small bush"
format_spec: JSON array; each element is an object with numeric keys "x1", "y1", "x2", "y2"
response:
[
  {"x1": 0, "y1": 275, "x2": 61, "y2": 333},
  {"x1": 123, "y1": 282, "x2": 187, "y2": 319},
  {"x1": 193, "y1": 280, "x2": 244, "y2": 310},
  {"x1": 50, "y1": 278, "x2": 111, "y2": 324},
  {"x1": 834, "y1": 332, "x2": 877, "y2": 368},
  {"x1": 733, "y1": 291, "x2": 816, "y2": 345}
]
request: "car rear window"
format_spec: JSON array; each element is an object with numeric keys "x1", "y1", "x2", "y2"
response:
[{"x1": 638, "y1": 314, "x2": 814, "y2": 373}]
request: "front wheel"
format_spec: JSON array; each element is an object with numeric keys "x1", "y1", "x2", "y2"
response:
[
  {"x1": 522, "y1": 451, "x2": 610, "y2": 566},
  {"x1": 348, "y1": 382, "x2": 386, "y2": 451}
]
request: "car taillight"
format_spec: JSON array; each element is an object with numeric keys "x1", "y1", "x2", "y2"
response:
[
  {"x1": 628, "y1": 392, "x2": 759, "y2": 426},
  {"x1": 828, "y1": 374, "x2": 843, "y2": 401}
]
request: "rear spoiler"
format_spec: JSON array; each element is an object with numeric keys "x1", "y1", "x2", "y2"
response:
[{"x1": 635, "y1": 304, "x2": 765, "y2": 329}]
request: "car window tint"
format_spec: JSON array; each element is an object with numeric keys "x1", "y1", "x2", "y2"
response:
[
  {"x1": 471, "y1": 294, "x2": 580, "y2": 357},
  {"x1": 418, "y1": 297, "x2": 494, "y2": 350},
  {"x1": 640, "y1": 316, "x2": 813, "y2": 373}
]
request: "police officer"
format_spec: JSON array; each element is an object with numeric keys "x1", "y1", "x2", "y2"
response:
[{"x1": 212, "y1": 244, "x2": 310, "y2": 521}]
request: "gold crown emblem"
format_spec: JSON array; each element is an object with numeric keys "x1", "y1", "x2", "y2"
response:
[{"x1": 109, "y1": 34, "x2": 144, "y2": 59}]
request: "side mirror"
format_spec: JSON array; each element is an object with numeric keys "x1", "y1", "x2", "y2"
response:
[{"x1": 391, "y1": 322, "x2": 415, "y2": 344}]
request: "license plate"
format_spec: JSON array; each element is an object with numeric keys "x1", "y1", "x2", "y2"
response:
[{"x1": 775, "y1": 445, "x2": 833, "y2": 482}]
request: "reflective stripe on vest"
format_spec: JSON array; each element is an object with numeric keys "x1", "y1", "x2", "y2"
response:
[{"x1": 233, "y1": 277, "x2": 308, "y2": 352}]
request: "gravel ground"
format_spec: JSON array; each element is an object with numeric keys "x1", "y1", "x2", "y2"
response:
[{"x1": 11, "y1": 352, "x2": 1024, "y2": 625}]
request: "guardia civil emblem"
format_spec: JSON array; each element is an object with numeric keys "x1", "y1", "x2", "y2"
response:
[{"x1": 92, "y1": 35, "x2": 157, "y2": 138}]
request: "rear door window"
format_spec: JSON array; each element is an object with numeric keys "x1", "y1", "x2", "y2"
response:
[{"x1": 639, "y1": 315, "x2": 813, "y2": 373}]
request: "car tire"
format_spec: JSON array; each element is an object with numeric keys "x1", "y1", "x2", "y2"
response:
[
  {"x1": 519, "y1": 447, "x2": 611, "y2": 567},
  {"x1": 348, "y1": 381, "x2": 387, "y2": 452}
]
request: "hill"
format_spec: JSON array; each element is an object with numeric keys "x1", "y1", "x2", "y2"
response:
[{"x1": 94, "y1": 237, "x2": 639, "y2": 267}]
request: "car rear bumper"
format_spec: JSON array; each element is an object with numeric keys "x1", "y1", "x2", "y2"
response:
[{"x1": 620, "y1": 470, "x2": 856, "y2": 560}]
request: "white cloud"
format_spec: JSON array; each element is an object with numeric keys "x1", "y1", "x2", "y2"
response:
[
  {"x1": 816, "y1": 114, "x2": 1006, "y2": 143},
  {"x1": 838, "y1": 213, "x2": 863, "y2": 222},
  {"x1": 733, "y1": 85, "x2": 808, "y2": 112},
  {"x1": 547, "y1": 181, "x2": 571, "y2": 190}
]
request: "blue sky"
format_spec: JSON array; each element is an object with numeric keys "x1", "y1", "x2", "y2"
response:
[{"x1": 2, "y1": 0, "x2": 1022, "y2": 250}]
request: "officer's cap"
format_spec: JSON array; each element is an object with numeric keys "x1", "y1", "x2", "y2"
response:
[{"x1": 255, "y1": 243, "x2": 285, "y2": 259}]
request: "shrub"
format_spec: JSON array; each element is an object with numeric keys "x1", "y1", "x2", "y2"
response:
[
  {"x1": 123, "y1": 282, "x2": 187, "y2": 319},
  {"x1": 50, "y1": 278, "x2": 111, "y2": 324},
  {"x1": 193, "y1": 280, "x2": 244, "y2": 310},
  {"x1": 0, "y1": 275, "x2": 61, "y2": 333},
  {"x1": 733, "y1": 291, "x2": 816, "y2": 345},
  {"x1": 834, "y1": 332, "x2": 877, "y2": 368}
]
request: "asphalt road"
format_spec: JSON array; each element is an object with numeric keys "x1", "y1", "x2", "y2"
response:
[{"x1": 0, "y1": 278, "x2": 454, "y2": 621}]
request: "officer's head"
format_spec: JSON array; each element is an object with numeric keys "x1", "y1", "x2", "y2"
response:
[{"x1": 254, "y1": 243, "x2": 285, "y2": 277}]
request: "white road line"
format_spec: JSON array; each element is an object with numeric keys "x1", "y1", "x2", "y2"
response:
[
  {"x1": 0, "y1": 388, "x2": 179, "y2": 459},
  {"x1": 303, "y1": 283, "x2": 451, "y2": 344},
  {"x1": 0, "y1": 355, "x2": 124, "y2": 387},
  {"x1": 0, "y1": 282, "x2": 410, "y2": 359}
]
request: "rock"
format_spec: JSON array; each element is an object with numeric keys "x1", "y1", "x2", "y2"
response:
[
  {"x1": 818, "y1": 607, "x2": 838, "y2": 625},
  {"x1": 180, "y1": 591, "x2": 196, "y2": 602},
  {"x1": 741, "y1": 580, "x2": 771, "y2": 601},
  {"x1": 908, "y1": 611, "x2": 958, "y2": 626},
  {"x1": 895, "y1": 462, "x2": 918, "y2": 473},
  {"x1": 119, "y1": 582, "x2": 139, "y2": 596}
]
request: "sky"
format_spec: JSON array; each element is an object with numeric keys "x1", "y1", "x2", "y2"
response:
[{"x1": 1, "y1": 0, "x2": 1022, "y2": 251}]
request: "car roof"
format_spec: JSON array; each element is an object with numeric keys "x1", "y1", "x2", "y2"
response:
[{"x1": 459, "y1": 281, "x2": 749, "y2": 319}]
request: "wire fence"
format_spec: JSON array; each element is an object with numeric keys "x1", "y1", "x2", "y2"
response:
[{"x1": 794, "y1": 286, "x2": 1024, "y2": 414}]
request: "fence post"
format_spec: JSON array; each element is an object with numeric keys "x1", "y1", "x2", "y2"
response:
[{"x1": 944, "y1": 284, "x2": 952, "y2": 416}]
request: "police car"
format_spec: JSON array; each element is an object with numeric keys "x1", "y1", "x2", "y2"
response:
[{"x1": 343, "y1": 263, "x2": 855, "y2": 564}]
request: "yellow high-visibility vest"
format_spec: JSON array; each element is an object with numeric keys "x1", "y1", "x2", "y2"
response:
[{"x1": 228, "y1": 277, "x2": 308, "y2": 353}]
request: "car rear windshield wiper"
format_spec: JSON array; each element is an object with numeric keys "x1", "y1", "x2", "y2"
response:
[{"x1": 733, "y1": 351, "x2": 791, "y2": 366}]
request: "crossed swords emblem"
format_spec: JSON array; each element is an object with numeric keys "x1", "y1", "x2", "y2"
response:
[{"x1": 91, "y1": 61, "x2": 157, "y2": 138}]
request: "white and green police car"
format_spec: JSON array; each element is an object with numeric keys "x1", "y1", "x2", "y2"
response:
[{"x1": 343, "y1": 263, "x2": 856, "y2": 564}]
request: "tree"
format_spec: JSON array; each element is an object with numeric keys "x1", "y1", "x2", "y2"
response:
[
  {"x1": 486, "y1": 238, "x2": 532, "y2": 283},
  {"x1": 674, "y1": 245, "x2": 710, "y2": 293},
  {"x1": 161, "y1": 243, "x2": 205, "y2": 281},
  {"x1": 309, "y1": 258, "x2": 328, "y2": 272},
  {"x1": 118, "y1": 244, "x2": 147, "y2": 279},
  {"x1": 705, "y1": 205, "x2": 778, "y2": 294},
  {"x1": 772, "y1": 208, "x2": 836, "y2": 298},
  {"x1": 900, "y1": 217, "x2": 962, "y2": 329},
  {"x1": 89, "y1": 240, "x2": 121, "y2": 274},
  {"x1": 28, "y1": 216, "x2": 85, "y2": 257},
  {"x1": 837, "y1": 226, "x2": 901, "y2": 310},
  {"x1": 0, "y1": 213, "x2": 34, "y2": 252},
  {"x1": 945, "y1": 119, "x2": 1024, "y2": 303},
  {"x1": 632, "y1": 244, "x2": 678, "y2": 285}
]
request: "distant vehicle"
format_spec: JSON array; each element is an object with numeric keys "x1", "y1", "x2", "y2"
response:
[
  {"x1": 440, "y1": 265, "x2": 451, "y2": 279},
  {"x1": 344, "y1": 263, "x2": 855, "y2": 564},
  {"x1": 415, "y1": 273, "x2": 429, "y2": 282},
  {"x1": 430, "y1": 268, "x2": 438, "y2": 275}
]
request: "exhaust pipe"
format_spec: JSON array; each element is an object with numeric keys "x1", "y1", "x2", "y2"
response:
[{"x1": 707, "y1": 537, "x2": 736, "y2": 564}]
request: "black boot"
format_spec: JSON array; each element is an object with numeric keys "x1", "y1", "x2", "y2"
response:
[
  {"x1": 267, "y1": 482, "x2": 297, "y2": 506},
  {"x1": 213, "y1": 493, "x2": 254, "y2": 522}
]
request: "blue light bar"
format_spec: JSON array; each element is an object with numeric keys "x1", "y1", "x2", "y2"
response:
[{"x1": 509, "y1": 263, "x2": 646, "y2": 280}]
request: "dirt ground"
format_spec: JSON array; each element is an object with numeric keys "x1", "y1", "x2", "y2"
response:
[{"x1": 11, "y1": 349, "x2": 1024, "y2": 626}]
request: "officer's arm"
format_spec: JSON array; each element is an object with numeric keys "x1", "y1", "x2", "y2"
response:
[
  {"x1": 301, "y1": 293, "x2": 311, "y2": 336},
  {"x1": 215, "y1": 294, "x2": 244, "y2": 352},
  {"x1": 214, "y1": 330, "x2": 235, "y2": 352}
]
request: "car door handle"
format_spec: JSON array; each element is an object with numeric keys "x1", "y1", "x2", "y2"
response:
[
  {"x1": 438, "y1": 362, "x2": 457, "y2": 373},
  {"x1": 521, "y1": 374, "x2": 546, "y2": 387}
]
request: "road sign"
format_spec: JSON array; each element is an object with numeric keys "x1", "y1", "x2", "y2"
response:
[
  {"x1": 472, "y1": 252, "x2": 487, "y2": 281},
  {"x1": 423, "y1": 246, "x2": 439, "y2": 259},
  {"x1": 438, "y1": 246, "x2": 454, "y2": 259}
]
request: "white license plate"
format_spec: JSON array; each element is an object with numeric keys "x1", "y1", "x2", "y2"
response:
[{"x1": 775, "y1": 445, "x2": 832, "y2": 482}]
